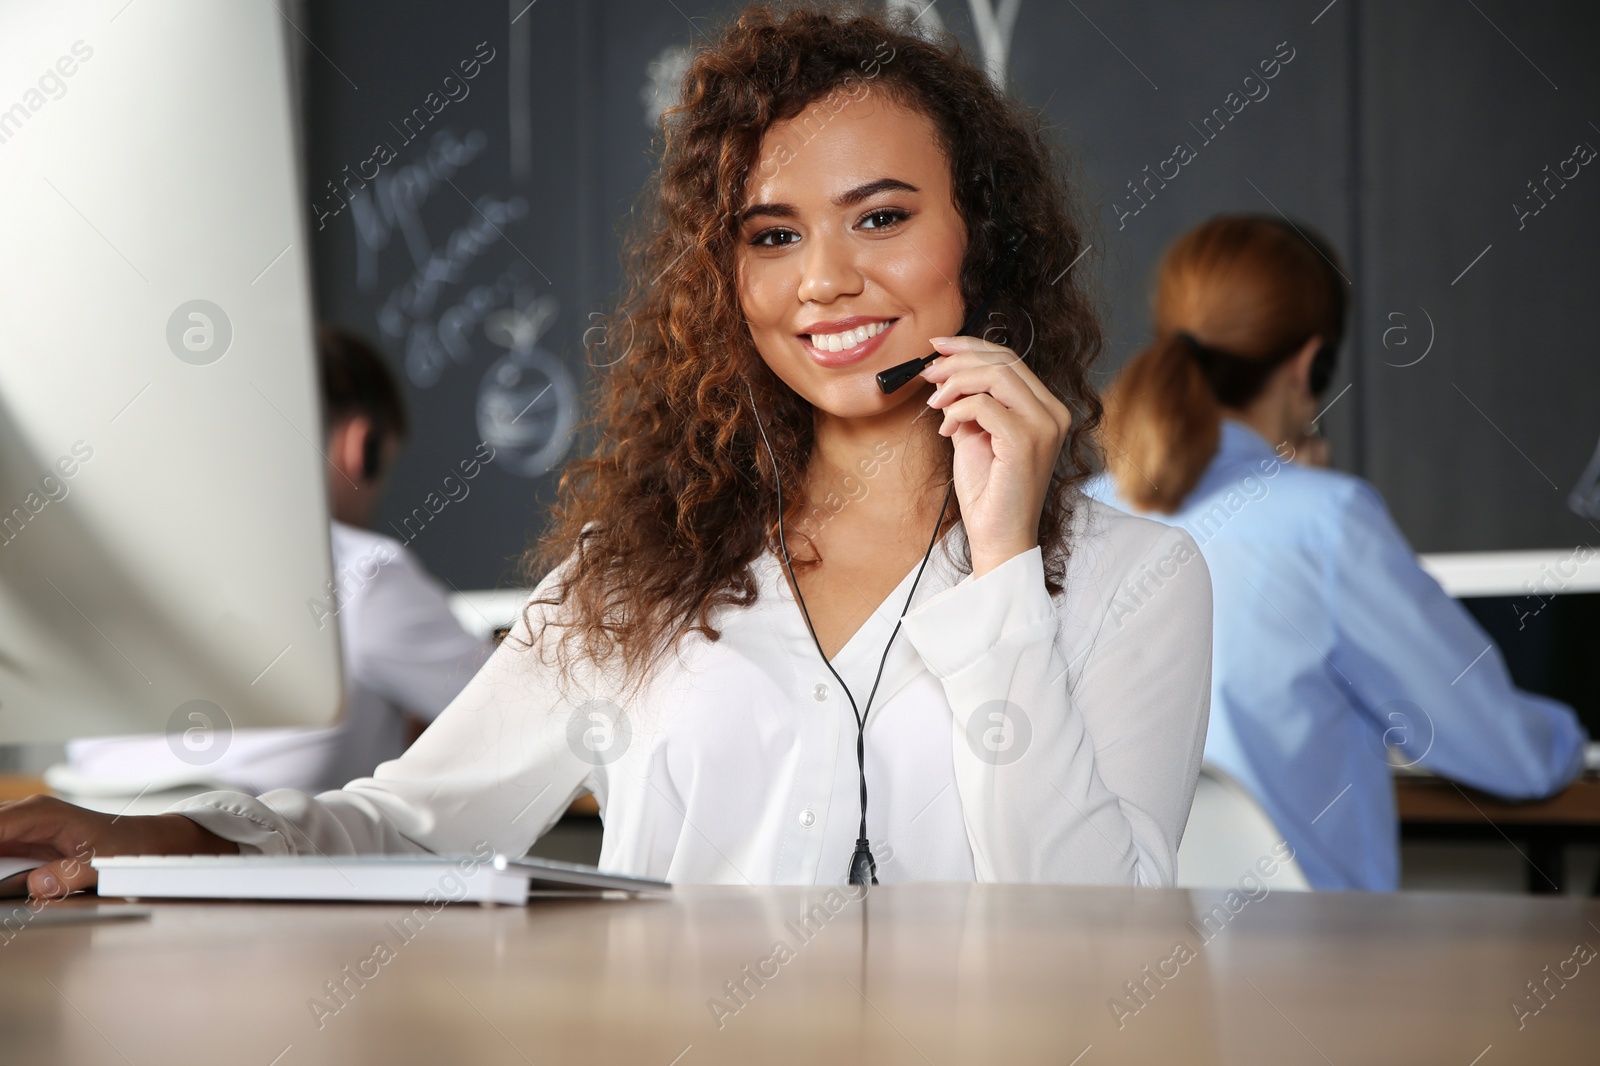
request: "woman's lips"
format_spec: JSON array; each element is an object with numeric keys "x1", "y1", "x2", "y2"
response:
[{"x1": 801, "y1": 319, "x2": 899, "y2": 368}]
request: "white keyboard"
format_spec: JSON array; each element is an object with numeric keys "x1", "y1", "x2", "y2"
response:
[{"x1": 92, "y1": 853, "x2": 669, "y2": 903}]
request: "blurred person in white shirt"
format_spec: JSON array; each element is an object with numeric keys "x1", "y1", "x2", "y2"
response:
[{"x1": 58, "y1": 326, "x2": 494, "y2": 796}]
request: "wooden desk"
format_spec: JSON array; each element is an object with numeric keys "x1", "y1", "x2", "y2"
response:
[
  {"x1": 1397, "y1": 776, "x2": 1600, "y2": 825},
  {"x1": 0, "y1": 774, "x2": 46, "y2": 802},
  {"x1": 1397, "y1": 776, "x2": 1600, "y2": 894},
  {"x1": 2, "y1": 885, "x2": 1595, "y2": 1063}
]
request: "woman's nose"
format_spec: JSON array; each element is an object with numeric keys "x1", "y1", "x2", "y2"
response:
[{"x1": 796, "y1": 233, "x2": 864, "y2": 304}]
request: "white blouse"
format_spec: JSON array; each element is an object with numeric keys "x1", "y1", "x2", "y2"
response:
[{"x1": 175, "y1": 493, "x2": 1212, "y2": 886}]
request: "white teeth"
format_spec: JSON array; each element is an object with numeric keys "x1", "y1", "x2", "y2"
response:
[{"x1": 809, "y1": 320, "x2": 889, "y2": 352}]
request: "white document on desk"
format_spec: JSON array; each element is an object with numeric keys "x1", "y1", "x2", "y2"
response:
[
  {"x1": 92, "y1": 854, "x2": 670, "y2": 903},
  {"x1": 0, "y1": 857, "x2": 43, "y2": 880},
  {"x1": 0, "y1": 856, "x2": 44, "y2": 895}
]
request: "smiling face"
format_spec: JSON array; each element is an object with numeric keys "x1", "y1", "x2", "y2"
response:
[{"x1": 735, "y1": 89, "x2": 968, "y2": 420}]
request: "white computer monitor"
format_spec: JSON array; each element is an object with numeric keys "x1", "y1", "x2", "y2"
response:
[{"x1": 0, "y1": 0, "x2": 342, "y2": 744}]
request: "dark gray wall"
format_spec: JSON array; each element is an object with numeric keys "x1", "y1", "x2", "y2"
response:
[
  {"x1": 299, "y1": 0, "x2": 1599, "y2": 590},
  {"x1": 1358, "y1": 1, "x2": 1600, "y2": 552}
]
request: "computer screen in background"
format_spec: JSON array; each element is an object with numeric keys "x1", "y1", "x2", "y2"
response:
[
  {"x1": 1423, "y1": 552, "x2": 1600, "y2": 741},
  {"x1": 1462, "y1": 594, "x2": 1600, "y2": 740}
]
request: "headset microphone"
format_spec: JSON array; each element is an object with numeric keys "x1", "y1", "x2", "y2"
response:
[
  {"x1": 875, "y1": 228, "x2": 1028, "y2": 395},
  {"x1": 361, "y1": 427, "x2": 382, "y2": 482}
]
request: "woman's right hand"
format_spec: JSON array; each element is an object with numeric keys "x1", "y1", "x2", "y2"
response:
[{"x1": 0, "y1": 795, "x2": 239, "y2": 898}]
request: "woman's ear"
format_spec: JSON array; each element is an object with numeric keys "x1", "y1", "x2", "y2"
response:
[{"x1": 1287, "y1": 336, "x2": 1322, "y2": 397}]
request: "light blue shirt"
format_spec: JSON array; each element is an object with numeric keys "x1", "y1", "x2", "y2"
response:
[{"x1": 1086, "y1": 420, "x2": 1586, "y2": 891}]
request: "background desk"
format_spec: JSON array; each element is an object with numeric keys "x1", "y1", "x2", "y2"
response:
[
  {"x1": 2, "y1": 884, "x2": 1596, "y2": 1064},
  {"x1": 0, "y1": 774, "x2": 43, "y2": 802},
  {"x1": 1396, "y1": 776, "x2": 1600, "y2": 895}
]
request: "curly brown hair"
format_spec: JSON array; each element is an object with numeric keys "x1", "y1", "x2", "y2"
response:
[{"x1": 520, "y1": 1, "x2": 1103, "y2": 697}]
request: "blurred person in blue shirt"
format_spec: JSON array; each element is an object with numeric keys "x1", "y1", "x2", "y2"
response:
[{"x1": 1086, "y1": 215, "x2": 1586, "y2": 891}]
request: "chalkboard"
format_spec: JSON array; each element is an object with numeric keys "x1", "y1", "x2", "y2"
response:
[
  {"x1": 297, "y1": 0, "x2": 1598, "y2": 591},
  {"x1": 301, "y1": 0, "x2": 593, "y2": 591}
]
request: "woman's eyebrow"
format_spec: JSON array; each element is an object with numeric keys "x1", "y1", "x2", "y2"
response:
[
  {"x1": 834, "y1": 177, "x2": 919, "y2": 207},
  {"x1": 741, "y1": 201, "x2": 796, "y2": 223},
  {"x1": 739, "y1": 178, "x2": 922, "y2": 224}
]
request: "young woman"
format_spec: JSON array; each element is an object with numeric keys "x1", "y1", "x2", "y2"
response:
[
  {"x1": 1, "y1": 4, "x2": 1210, "y2": 893},
  {"x1": 1090, "y1": 215, "x2": 1586, "y2": 891}
]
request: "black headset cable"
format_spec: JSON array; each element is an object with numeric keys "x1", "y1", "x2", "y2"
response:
[{"x1": 746, "y1": 382, "x2": 952, "y2": 885}]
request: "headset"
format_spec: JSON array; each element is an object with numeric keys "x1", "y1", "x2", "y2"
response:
[
  {"x1": 361, "y1": 428, "x2": 384, "y2": 483},
  {"x1": 1261, "y1": 214, "x2": 1346, "y2": 398},
  {"x1": 319, "y1": 325, "x2": 406, "y2": 486},
  {"x1": 747, "y1": 163, "x2": 1030, "y2": 885},
  {"x1": 339, "y1": 341, "x2": 397, "y2": 484},
  {"x1": 1178, "y1": 216, "x2": 1346, "y2": 403},
  {"x1": 747, "y1": 393, "x2": 951, "y2": 886},
  {"x1": 878, "y1": 166, "x2": 1032, "y2": 394}
]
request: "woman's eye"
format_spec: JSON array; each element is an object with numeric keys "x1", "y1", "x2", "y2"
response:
[
  {"x1": 750, "y1": 228, "x2": 799, "y2": 248},
  {"x1": 859, "y1": 208, "x2": 909, "y2": 231}
]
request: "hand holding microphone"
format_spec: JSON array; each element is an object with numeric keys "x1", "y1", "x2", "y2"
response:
[
  {"x1": 918, "y1": 332, "x2": 1071, "y2": 579},
  {"x1": 874, "y1": 228, "x2": 1068, "y2": 578}
]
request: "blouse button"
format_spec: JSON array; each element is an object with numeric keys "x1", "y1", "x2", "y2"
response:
[
  {"x1": 798, "y1": 809, "x2": 816, "y2": 828},
  {"x1": 812, "y1": 683, "x2": 829, "y2": 702}
]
